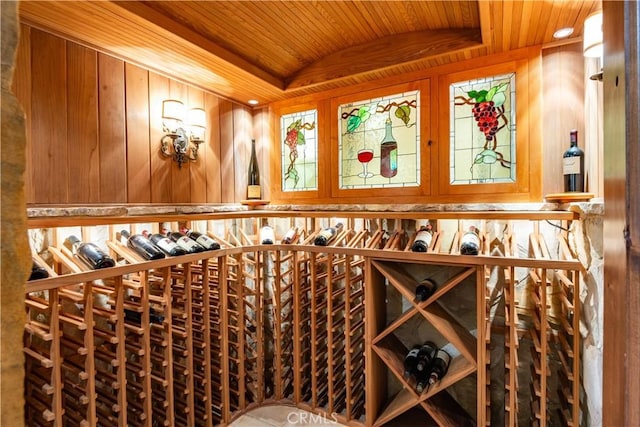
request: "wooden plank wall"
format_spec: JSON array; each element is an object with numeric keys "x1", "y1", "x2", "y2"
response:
[
  {"x1": 540, "y1": 42, "x2": 587, "y2": 196},
  {"x1": 12, "y1": 25, "x2": 260, "y2": 205}
]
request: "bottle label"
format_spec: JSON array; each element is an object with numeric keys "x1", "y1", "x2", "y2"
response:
[
  {"x1": 563, "y1": 157, "x2": 581, "y2": 175},
  {"x1": 178, "y1": 236, "x2": 199, "y2": 250},
  {"x1": 461, "y1": 231, "x2": 480, "y2": 247},
  {"x1": 415, "y1": 230, "x2": 433, "y2": 247},
  {"x1": 155, "y1": 237, "x2": 175, "y2": 252},
  {"x1": 282, "y1": 229, "x2": 297, "y2": 244},
  {"x1": 195, "y1": 235, "x2": 214, "y2": 247},
  {"x1": 247, "y1": 185, "x2": 261, "y2": 199}
]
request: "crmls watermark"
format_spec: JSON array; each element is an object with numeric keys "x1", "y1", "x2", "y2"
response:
[{"x1": 286, "y1": 410, "x2": 340, "y2": 425}]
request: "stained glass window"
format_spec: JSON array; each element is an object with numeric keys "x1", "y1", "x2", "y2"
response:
[
  {"x1": 450, "y1": 73, "x2": 516, "y2": 185},
  {"x1": 338, "y1": 90, "x2": 420, "y2": 189},
  {"x1": 281, "y1": 109, "x2": 317, "y2": 192}
]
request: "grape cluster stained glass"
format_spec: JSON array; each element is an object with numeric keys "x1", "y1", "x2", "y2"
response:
[
  {"x1": 338, "y1": 90, "x2": 420, "y2": 189},
  {"x1": 281, "y1": 109, "x2": 317, "y2": 192},
  {"x1": 450, "y1": 73, "x2": 516, "y2": 185}
]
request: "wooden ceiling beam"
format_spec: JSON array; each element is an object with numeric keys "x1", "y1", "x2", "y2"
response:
[{"x1": 285, "y1": 28, "x2": 483, "y2": 91}]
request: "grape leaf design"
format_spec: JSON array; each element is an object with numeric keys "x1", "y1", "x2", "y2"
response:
[
  {"x1": 347, "y1": 116, "x2": 362, "y2": 133},
  {"x1": 395, "y1": 105, "x2": 411, "y2": 125}
]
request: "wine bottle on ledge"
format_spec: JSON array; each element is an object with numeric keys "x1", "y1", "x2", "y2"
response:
[
  {"x1": 563, "y1": 129, "x2": 585, "y2": 192},
  {"x1": 247, "y1": 138, "x2": 261, "y2": 200},
  {"x1": 142, "y1": 230, "x2": 187, "y2": 256},
  {"x1": 65, "y1": 235, "x2": 116, "y2": 270},
  {"x1": 180, "y1": 227, "x2": 221, "y2": 250},
  {"x1": 120, "y1": 230, "x2": 165, "y2": 260}
]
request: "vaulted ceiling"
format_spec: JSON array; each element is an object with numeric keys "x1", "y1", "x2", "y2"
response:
[{"x1": 19, "y1": 1, "x2": 600, "y2": 106}]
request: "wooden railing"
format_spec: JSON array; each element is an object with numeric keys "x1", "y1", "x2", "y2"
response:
[{"x1": 24, "y1": 209, "x2": 585, "y2": 426}]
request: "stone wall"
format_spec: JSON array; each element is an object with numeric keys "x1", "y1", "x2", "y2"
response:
[{"x1": 1, "y1": 2, "x2": 29, "y2": 426}]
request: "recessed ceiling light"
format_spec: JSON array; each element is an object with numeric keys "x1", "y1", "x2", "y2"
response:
[
  {"x1": 553, "y1": 27, "x2": 574, "y2": 39},
  {"x1": 248, "y1": 99, "x2": 259, "y2": 105}
]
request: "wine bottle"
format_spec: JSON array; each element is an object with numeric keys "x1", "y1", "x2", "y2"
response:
[
  {"x1": 415, "y1": 278, "x2": 436, "y2": 302},
  {"x1": 460, "y1": 226, "x2": 480, "y2": 255},
  {"x1": 124, "y1": 307, "x2": 165, "y2": 325},
  {"x1": 415, "y1": 341, "x2": 437, "y2": 373},
  {"x1": 563, "y1": 129, "x2": 585, "y2": 192},
  {"x1": 415, "y1": 365, "x2": 431, "y2": 393},
  {"x1": 411, "y1": 223, "x2": 433, "y2": 252},
  {"x1": 281, "y1": 226, "x2": 299, "y2": 244},
  {"x1": 380, "y1": 118, "x2": 398, "y2": 178},
  {"x1": 403, "y1": 345, "x2": 421, "y2": 378},
  {"x1": 247, "y1": 138, "x2": 261, "y2": 200},
  {"x1": 29, "y1": 260, "x2": 49, "y2": 281},
  {"x1": 120, "y1": 230, "x2": 165, "y2": 260},
  {"x1": 260, "y1": 225, "x2": 275, "y2": 244},
  {"x1": 379, "y1": 230, "x2": 390, "y2": 249},
  {"x1": 314, "y1": 223, "x2": 344, "y2": 246},
  {"x1": 142, "y1": 230, "x2": 187, "y2": 256},
  {"x1": 65, "y1": 235, "x2": 116, "y2": 270},
  {"x1": 180, "y1": 227, "x2": 221, "y2": 250},
  {"x1": 165, "y1": 230, "x2": 205, "y2": 253},
  {"x1": 428, "y1": 349, "x2": 452, "y2": 386}
]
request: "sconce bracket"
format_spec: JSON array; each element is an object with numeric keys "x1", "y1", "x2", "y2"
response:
[{"x1": 161, "y1": 127, "x2": 190, "y2": 168}]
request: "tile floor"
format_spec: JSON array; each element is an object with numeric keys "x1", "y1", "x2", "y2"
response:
[{"x1": 228, "y1": 405, "x2": 348, "y2": 427}]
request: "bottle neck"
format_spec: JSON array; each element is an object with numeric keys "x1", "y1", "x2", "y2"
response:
[{"x1": 381, "y1": 119, "x2": 395, "y2": 143}]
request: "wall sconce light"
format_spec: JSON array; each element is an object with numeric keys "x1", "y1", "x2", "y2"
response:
[
  {"x1": 583, "y1": 12, "x2": 603, "y2": 58},
  {"x1": 583, "y1": 11, "x2": 603, "y2": 81},
  {"x1": 161, "y1": 99, "x2": 207, "y2": 168}
]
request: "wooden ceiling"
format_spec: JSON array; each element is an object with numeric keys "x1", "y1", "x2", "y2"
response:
[{"x1": 19, "y1": 1, "x2": 600, "y2": 106}]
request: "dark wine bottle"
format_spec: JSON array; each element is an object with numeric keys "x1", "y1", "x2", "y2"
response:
[
  {"x1": 120, "y1": 230, "x2": 165, "y2": 260},
  {"x1": 415, "y1": 278, "x2": 436, "y2": 302},
  {"x1": 281, "y1": 226, "x2": 299, "y2": 244},
  {"x1": 124, "y1": 307, "x2": 165, "y2": 325},
  {"x1": 260, "y1": 225, "x2": 275, "y2": 244},
  {"x1": 415, "y1": 365, "x2": 431, "y2": 393},
  {"x1": 411, "y1": 223, "x2": 433, "y2": 252},
  {"x1": 563, "y1": 129, "x2": 585, "y2": 192},
  {"x1": 166, "y1": 230, "x2": 205, "y2": 253},
  {"x1": 65, "y1": 235, "x2": 116, "y2": 269},
  {"x1": 29, "y1": 260, "x2": 49, "y2": 281},
  {"x1": 428, "y1": 348, "x2": 452, "y2": 386},
  {"x1": 180, "y1": 227, "x2": 221, "y2": 250},
  {"x1": 415, "y1": 341, "x2": 437, "y2": 373},
  {"x1": 142, "y1": 230, "x2": 187, "y2": 256},
  {"x1": 314, "y1": 223, "x2": 344, "y2": 246},
  {"x1": 460, "y1": 226, "x2": 480, "y2": 255},
  {"x1": 403, "y1": 345, "x2": 421, "y2": 378},
  {"x1": 247, "y1": 138, "x2": 261, "y2": 200}
]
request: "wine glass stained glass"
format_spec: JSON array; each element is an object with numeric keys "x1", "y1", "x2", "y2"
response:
[{"x1": 357, "y1": 149, "x2": 374, "y2": 178}]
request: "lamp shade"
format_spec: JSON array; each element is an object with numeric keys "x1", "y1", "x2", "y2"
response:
[
  {"x1": 162, "y1": 99, "x2": 185, "y2": 121},
  {"x1": 187, "y1": 108, "x2": 206, "y2": 129},
  {"x1": 583, "y1": 12, "x2": 603, "y2": 58}
]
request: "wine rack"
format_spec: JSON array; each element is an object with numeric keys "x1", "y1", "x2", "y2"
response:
[
  {"x1": 271, "y1": 248, "x2": 296, "y2": 401},
  {"x1": 24, "y1": 209, "x2": 588, "y2": 427},
  {"x1": 367, "y1": 260, "x2": 481, "y2": 426}
]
